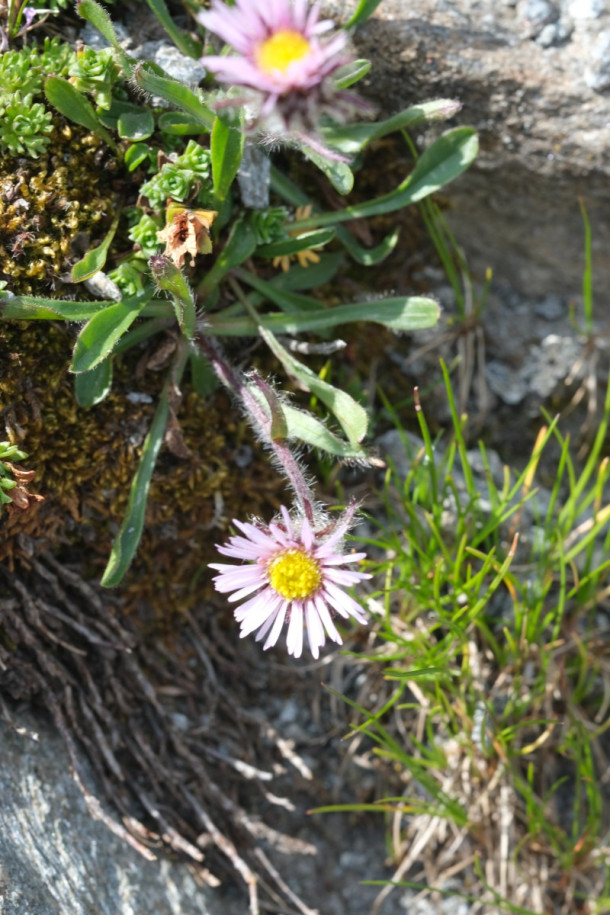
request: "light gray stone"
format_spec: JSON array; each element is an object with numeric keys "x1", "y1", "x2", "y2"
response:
[
  {"x1": 0, "y1": 706, "x2": 223, "y2": 915},
  {"x1": 324, "y1": 0, "x2": 610, "y2": 304}
]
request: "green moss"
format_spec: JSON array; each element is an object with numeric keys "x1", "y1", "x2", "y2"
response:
[
  {"x1": 0, "y1": 37, "x2": 75, "y2": 158},
  {"x1": 0, "y1": 322, "x2": 284, "y2": 616},
  {"x1": 0, "y1": 121, "x2": 118, "y2": 295}
]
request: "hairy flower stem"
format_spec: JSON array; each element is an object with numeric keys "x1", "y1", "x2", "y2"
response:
[{"x1": 194, "y1": 332, "x2": 316, "y2": 523}]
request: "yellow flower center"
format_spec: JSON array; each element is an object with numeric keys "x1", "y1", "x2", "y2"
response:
[
  {"x1": 255, "y1": 30, "x2": 311, "y2": 76},
  {"x1": 268, "y1": 549, "x2": 322, "y2": 600}
]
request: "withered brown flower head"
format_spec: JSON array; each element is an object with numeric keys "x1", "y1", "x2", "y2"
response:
[{"x1": 157, "y1": 205, "x2": 217, "y2": 268}]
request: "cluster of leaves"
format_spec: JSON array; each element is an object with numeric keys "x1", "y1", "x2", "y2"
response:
[
  {"x1": 0, "y1": 37, "x2": 74, "y2": 156},
  {"x1": 1, "y1": 0, "x2": 478, "y2": 587},
  {"x1": 0, "y1": 442, "x2": 29, "y2": 507},
  {"x1": 110, "y1": 141, "x2": 215, "y2": 295}
]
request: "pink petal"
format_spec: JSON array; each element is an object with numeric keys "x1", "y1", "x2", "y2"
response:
[
  {"x1": 280, "y1": 505, "x2": 294, "y2": 534},
  {"x1": 233, "y1": 518, "x2": 273, "y2": 544},
  {"x1": 304, "y1": 599, "x2": 325, "y2": 659},
  {"x1": 226, "y1": 580, "x2": 267, "y2": 602},
  {"x1": 286, "y1": 604, "x2": 304, "y2": 658},
  {"x1": 300, "y1": 515, "x2": 315, "y2": 550},
  {"x1": 254, "y1": 610, "x2": 277, "y2": 642},
  {"x1": 233, "y1": 590, "x2": 275, "y2": 622},
  {"x1": 263, "y1": 604, "x2": 288, "y2": 650},
  {"x1": 239, "y1": 592, "x2": 283, "y2": 636},
  {"x1": 211, "y1": 569, "x2": 265, "y2": 594},
  {"x1": 323, "y1": 566, "x2": 369, "y2": 587},
  {"x1": 323, "y1": 581, "x2": 368, "y2": 623},
  {"x1": 314, "y1": 594, "x2": 343, "y2": 644},
  {"x1": 216, "y1": 537, "x2": 261, "y2": 560},
  {"x1": 320, "y1": 552, "x2": 368, "y2": 566}
]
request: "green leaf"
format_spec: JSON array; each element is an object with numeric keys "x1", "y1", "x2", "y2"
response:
[
  {"x1": 71, "y1": 292, "x2": 151, "y2": 373},
  {"x1": 300, "y1": 144, "x2": 354, "y2": 195},
  {"x1": 233, "y1": 266, "x2": 324, "y2": 314},
  {"x1": 124, "y1": 142, "x2": 151, "y2": 171},
  {"x1": 255, "y1": 228, "x2": 335, "y2": 258},
  {"x1": 0, "y1": 443, "x2": 28, "y2": 461},
  {"x1": 74, "y1": 358, "x2": 113, "y2": 407},
  {"x1": 101, "y1": 385, "x2": 171, "y2": 587},
  {"x1": 269, "y1": 164, "x2": 308, "y2": 208},
  {"x1": 158, "y1": 111, "x2": 206, "y2": 135},
  {"x1": 321, "y1": 100, "x2": 463, "y2": 155},
  {"x1": 259, "y1": 327, "x2": 368, "y2": 445},
  {"x1": 134, "y1": 63, "x2": 214, "y2": 130},
  {"x1": 150, "y1": 258, "x2": 196, "y2": 339},
  {"x1": 272, "y1": 253, "x2": 343, "y2": 291},
  {"x1": 399, "y1": 127, "x2": 478, "y2": 202},
  {"x1": 208, "y1": 295, "x2": 441, "y2": 336},
  {"x1": 333, "y1": 59, "x2": 371, "y2": 89},
  {"x1": 383, "y1": 667, "x2": 453, "y2": 682},
  {"x1": 77, "y1": 0, "x2": 123, "y2": 50},
  {"x1": 281, "y1": 404, "x2": 368, "y2": 460},
  {"x1": 189, "y1": 349, "x2": 218, "y2": 397},
  {"x1": 291, "y1": 128, "x2": 479, "y2": 227},
  {"x1": 230, "y1": 254, "x2": 343, "y2": 312},
  {"x1": 337, "y1": 225, "x2": 400, "y2": 265},
  {"x1": 117, "y1": 107, "x2": 155, "y2": 141},
  {"x1": 248, "y1": 382, "x2": 367, "y2": 458},
  {"x1": 113, "y1": 316, "x2": 174, "y2": 354},
  {"x1": 344, "y1": 0, "x2": 385, "y2": 28},
  {"x1": 211, "y1": 113, "x2": 245, "y2": 204},
  {"x1": 71, "y1": 211, "x2": 120, "y2": 283},
  {"x1": 230, "y1": 254, "x2": 342, "y2": 314},
  {"x1": 197, "y1": 216, "x2": 258, "y2": 298},
  {"x1": 44, "y1": 76, "x2": 117, "y2": 150},
  {"x1": 143, "y1": 0, "x2": 203, "y2": 58},
  {"x1": 98, "y1": 98, "x2": 147, "y2": 131},
  {"x1": 1, "y1": 296, "x2": 118, "y2": 321},
  {"x1": 249, "y1": 376, "x2": 288, "y2": 440}
]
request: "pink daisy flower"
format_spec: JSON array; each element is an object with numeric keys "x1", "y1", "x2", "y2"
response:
[
  {"x1": 198, "y1": 0, "x2": 348, "y2": 116},
  {"x1": 209, "y1": 506, "x2": 371, "y2": 659}
]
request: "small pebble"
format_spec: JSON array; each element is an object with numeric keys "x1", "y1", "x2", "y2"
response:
[
  {"x1": 485, "y1": 360, "x2": 528, "y2": 405},
  {"x1": 568, "y1": 0, "x2": 607, "y2": 18},
  {"x1": 585, "y1": 32, "x2": 610, "y2": 91},
  {"x1": 519, "y1": 0, "x2": 559, "y2": 34},
  {"x1": 534, "y1": 294, "x2": 565, "y2": 320},
  {"x1": 536, "y1": 18, "x2": 574, "y2": 45},
  {"x1": 134, "y1": 41, "x2": 207, "y2": 87},
  {"x1": 81, "y1": 21, "x2": 131, "y2": 50},
  {"x1": 238, "y1": 144, "x2": 271, "y2": 209}
]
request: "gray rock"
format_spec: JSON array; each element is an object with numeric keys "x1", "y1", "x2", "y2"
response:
[
  {"x1": 585, "y1": 31, "x2": 610, "y2": 89},
  {"x1": 132, "y1": 41, "x2": 208, "y2": 88},
  {"x1": 400, "y1": 889, "x2": 470, "y2": 915},
  {"x1": 80, "y1": 21, "x2": 132, "y2": 51},
  {"x1": 486, "y1": 360, "x2": 530, "y2": 405},
  {"x1": 237, "y1": 143, "x2": 271, "y2": 209},
  {"x1": 0, "y1": 705, "x2": 223, "y2": 915},
  {"x1": 568, "y1": 0, "x2": 607, "y2": 18},
  {"x1": 534, "y1": 293, "x2": 566, "y2": 319},
  {"x1": 323, "y1": 0, "x2": 610, "y2": 305},
  {"x1": 536, "y1": 18, "x2": 574, "y2": 46},
  {"x1": 518, "y1": 0, "x2": 560, "y2": 37}
]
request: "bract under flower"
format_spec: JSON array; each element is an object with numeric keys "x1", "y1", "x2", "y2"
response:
[{"x1": 209, "y1": 505, "x2": 371, "y2": 659}]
